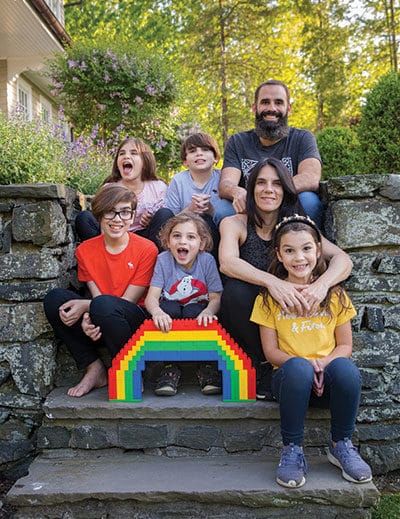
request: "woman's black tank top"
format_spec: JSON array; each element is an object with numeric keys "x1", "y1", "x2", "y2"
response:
[{"x1": 239, "y1": 222, "x2": 272, "y2": 271}]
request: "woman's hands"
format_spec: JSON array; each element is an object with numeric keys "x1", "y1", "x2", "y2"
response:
[{"x1": 267, "y1": 277, "x2": 329, "y2": 316}]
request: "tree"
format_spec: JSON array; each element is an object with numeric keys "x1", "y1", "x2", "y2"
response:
[
  {"x1": 61, "y1": 0, "x2": 398, "y2": 153},
  {"x1": 357, "y1": 0, "x2": 398, "y2": 72},
  {"x1": 294, "y1": 0, "x2": 351, "y2": 130}
]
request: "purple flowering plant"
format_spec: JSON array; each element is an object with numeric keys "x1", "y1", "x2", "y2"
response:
[
  {"x1": 47, "y1": 40, "x2": 178, "y2": 145},
  {"x1": 0, "y1": 110, "x2": 112, "y2": 194}
]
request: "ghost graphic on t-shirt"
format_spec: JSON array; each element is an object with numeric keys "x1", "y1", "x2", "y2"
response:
[{"x1": 163, "y1": 275, "x2": 209, "y2": 305}]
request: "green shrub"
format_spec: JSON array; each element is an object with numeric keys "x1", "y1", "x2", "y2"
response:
[
  {"x1": 0, "y1": 113, "x2": 111, "y2": 194},
  {"x1": 358, "y1": 71, "x2": 400, "y2": 175},
  {"x1": 316, "y1": 126, "x2": 361, "y2": 179}
]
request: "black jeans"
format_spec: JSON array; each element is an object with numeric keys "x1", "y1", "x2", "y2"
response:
[
  {"x1": 44, "y1": 288, "x2": 148, "y2": 369},
  {"x1": 220, "y1": 278, "x2": 265, "y2": 366}
]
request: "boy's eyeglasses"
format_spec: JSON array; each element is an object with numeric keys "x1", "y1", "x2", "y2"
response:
[{"x1": 103, "y1": 209, "x2": 134, "y2": 221}]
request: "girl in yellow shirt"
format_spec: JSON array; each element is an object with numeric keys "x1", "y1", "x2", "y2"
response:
[{"x1": 251, "y1": 215, "x2": 372, "y2": 488}]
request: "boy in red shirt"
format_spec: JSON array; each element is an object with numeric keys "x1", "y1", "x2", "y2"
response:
[{"x1": 44, "y1": 184, "x2": 158, "y2": 397}]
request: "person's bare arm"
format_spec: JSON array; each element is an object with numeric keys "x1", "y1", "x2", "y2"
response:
[
  {"x1": 218, "y1": 167, "x2": 247, "y2": 213},
  {"x1": 218, "y1": 215, "x2": 310, "y2": 314},
  {"x1": 197, "y1": 291, "x2": 221, "y2": 326},
  {"x1": 317, "y1": 321, "x2": 353, "y2": 370},
  {"x1": 87, "y1": 280, "x2": 101, "y2": 298},
  {"x1": 145, "y1": 286, "x2": 173, "y2": 333},
  {"x1": 260, "y1": 326, "x2": 293, "y2": 367},
  {"x1": 59, "y1": 299, "x2": 91, "y2": 327},
  {"x1": 292, "y1": 158, "x2": 321, "y2": 193},
  {"x1": 121, "y1": 284, "x2": 147, "y2": 304}
]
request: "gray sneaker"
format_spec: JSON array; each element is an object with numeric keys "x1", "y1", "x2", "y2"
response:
[
  {"x1": 276, "y1": 444, "x2": 307, "y2": 488},
  {"x1": 327, "y1": 438, "x2": 372, "y2": 483}
]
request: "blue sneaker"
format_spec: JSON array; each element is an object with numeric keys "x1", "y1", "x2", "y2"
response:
[
  {"x1": 327, "y1": 438, "x2": 372, "y2": 483},
  {"x1": 276, "y1": 444, "x2": 308, "y2": 488}
]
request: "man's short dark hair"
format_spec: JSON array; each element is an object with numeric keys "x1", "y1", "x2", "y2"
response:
[{"x1": 254, "y1": 80, "x2": 290, "y2": 104}]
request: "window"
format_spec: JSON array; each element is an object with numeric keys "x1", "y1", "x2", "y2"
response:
[
  {"x1": 45, "y1": 0, "x2": 63, "y2": 23},
  {"x1": 17, "y1": 78, "x2": 32, "y2": 119},
  {"x1": 40, "y1": 96, "x2": 52, "y2": 123}
]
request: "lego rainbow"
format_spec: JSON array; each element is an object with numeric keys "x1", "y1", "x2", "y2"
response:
[{"x1": 109, "y1": 319, "x2": 256, "y2": 402}]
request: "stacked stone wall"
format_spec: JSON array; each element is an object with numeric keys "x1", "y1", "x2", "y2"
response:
[
  {"x1": 0, "y1": 184, "x2": 83, "y2": 476},
  {"x1": 0, "y1": 175, "x2": 399, "y2": 476}
]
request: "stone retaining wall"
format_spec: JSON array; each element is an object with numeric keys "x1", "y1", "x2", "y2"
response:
[{"x1": 0, "y1": 175, "x2": 399, "y2": 476}]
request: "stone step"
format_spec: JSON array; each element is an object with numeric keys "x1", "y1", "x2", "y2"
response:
[
  {"x1": 38, "y1": 386, "x2": 332, "y2": 455},
  {"x1": 7, "y1": 450, "x2": 379, "y2": 519}
]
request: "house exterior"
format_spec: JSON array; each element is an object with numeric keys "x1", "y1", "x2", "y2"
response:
[{"x1": 0, "y1": 0, "x2": 71, "y2": 124}]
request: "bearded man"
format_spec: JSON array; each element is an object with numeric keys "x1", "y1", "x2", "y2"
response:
[{"x1": 214, "y1": 80, "x2": 323, "y2": 226}]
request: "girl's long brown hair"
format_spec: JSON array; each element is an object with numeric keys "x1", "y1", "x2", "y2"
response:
[{"x1": 103, "y1": 137, "x2": 158, "y2": 184}]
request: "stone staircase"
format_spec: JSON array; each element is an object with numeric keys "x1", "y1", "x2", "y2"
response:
[{"x1": 7, "y1": 365, "x2": 380, "y2": 518}]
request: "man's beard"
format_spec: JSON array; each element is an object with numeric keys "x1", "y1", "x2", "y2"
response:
[{"x1": 254, "y1": 110, "x2": 289, "y2": 141}]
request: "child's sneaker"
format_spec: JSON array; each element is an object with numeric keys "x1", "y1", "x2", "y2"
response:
[
  {"x1": 276, "y1": 444, "x2": 307, "y2": 488},
  {"x1": 197, "y1": 364, "x2": 222, "y2": 395},
  {"x1": 327, "y1": 438, "x2": 372, "y2": 483},
  {"x1": 154, "y1": 364, "x2": 181, "y2": 396}
]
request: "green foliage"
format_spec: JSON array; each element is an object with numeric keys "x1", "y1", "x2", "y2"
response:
[
  {"x1": 0, "y1": 113, "x2": 111, "y2": 194},
  {"x1": 316, "y1": 126, "x2": 362, "y2": 179},
  {"x1": 62, "y1": 0, "x2": 396, "y2": 143},
  {"x1": 296, "y1": 0, "x2": 351, "y2": 130},
  {"x1": 372, "y1": 494, "x2": 400, "y2": 519},
  {"x1": 358, "y1": 72, "x2": 400, "y2": 175},
  {"x1": 47, "y1": 38, "x2": 182, "y2": 174}
]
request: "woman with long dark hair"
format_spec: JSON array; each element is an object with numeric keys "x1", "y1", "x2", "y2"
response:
[{"x1": 218, "y1": 157, "x2": 353, "y2": 399}]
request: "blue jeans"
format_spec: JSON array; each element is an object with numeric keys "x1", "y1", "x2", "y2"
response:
[
  {"x1": 298, "y1": 191, "x2": 323, "y2": 228},
  {"x1": 271, "y1": 357, "x2": 361, "y2": 446},
  {"x1": 212, "y1": 191, "x2": 323, "y2": 228}
]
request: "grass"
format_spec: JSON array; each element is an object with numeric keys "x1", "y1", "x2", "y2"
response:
[
  {"x1": 372, "y1": 470, "x2": 400, "y2": 519},
  {"x1": 372, "y1": 494, "x2": 400, "y2": 519}
]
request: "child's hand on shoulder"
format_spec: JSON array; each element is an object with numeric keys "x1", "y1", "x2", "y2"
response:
[
  {"x1": 197, "y1": 309, "x2": 218, "y2": 327},
  {"x1": 152, "y1": 309, "x2": 173, "y2": 333}
]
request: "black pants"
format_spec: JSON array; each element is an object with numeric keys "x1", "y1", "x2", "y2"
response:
[
  {"x1": 44, "y1": 288, "x2": 148, "y2": 370},
  {"x1": 159, "y1": 300, "x2": 207, "y2": 319},
  {"x1": 220, "y1": 278, "x2": 266, "y2": 365}
]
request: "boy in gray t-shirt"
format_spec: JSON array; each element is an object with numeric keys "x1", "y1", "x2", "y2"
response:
[{"x1": 163, "y1": 132, "x2": 223, "y2": 260}]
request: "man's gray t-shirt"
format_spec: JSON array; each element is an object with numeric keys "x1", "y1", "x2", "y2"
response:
[{"x1": 222, "y1": 127, "x2": 321, "y2": 188}]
